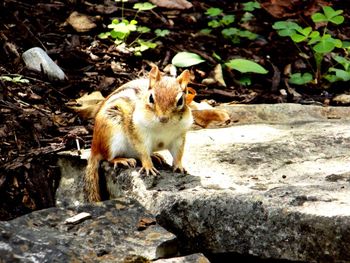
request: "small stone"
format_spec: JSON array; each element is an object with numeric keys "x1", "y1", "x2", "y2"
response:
[
  {"x1": 22, "y1": 47, "x2": 66, "y2": 81},
  {"x1": 65, "y1": 212, "x2": 91, "y2": 224}
]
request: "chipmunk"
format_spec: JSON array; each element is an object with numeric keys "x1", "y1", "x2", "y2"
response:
[{"x1": 84, "y1": 65, "x2": 193, "y2": 202}]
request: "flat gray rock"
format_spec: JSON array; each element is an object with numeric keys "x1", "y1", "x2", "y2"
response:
[
  {"x1": 0, "y1": 199, "x2": 178, "y2": 262},
  {"x1": 57, "y1": 104, "x2": 350, "y2": 262}
]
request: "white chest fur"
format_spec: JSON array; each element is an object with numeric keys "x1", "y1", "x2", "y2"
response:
[{"x1": 133, "y1": 109, "x2": 192, "y2": 153}]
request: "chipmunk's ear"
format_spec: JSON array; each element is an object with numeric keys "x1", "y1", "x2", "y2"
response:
[
  {"x1": 176, "y1": 69, "x2": 191, "y2": 91},
  {"x1": 149, "y1": 65, "x2": 161, "y2": 89}
]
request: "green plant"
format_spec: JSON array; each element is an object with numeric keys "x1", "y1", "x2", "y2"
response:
[
  {"x1": 273, "y1": 6, "x2": 346, "y2": 85},
  {"x1": 0, "y1": 75, "x2": 29, "y2": 84},
  {"x1": 324, "y1": 54, "x2": 350, "y2": 82},
  {"x1": 171, "y1": 51, "x2": 268, "y2": 87},
  {"x1": 242, "y1": 1, "x2": 261, "y2": 12},
  {"x1": 98, "y1": 1, "x2": 169, "y2": 56},
  {"x1": 201, "y1": 3, "x2": 258, "y2": 44}
]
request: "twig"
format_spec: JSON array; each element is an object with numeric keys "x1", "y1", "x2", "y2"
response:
[
  {"x1": 150, "y1": 9, "x2": 169, "y2": 25},
  {"x1": 13, "y1": 131, "x2": 20, "y2": 152},
  {"x1": 13, "y1": 13, "x2": 47, "y2": 51}
]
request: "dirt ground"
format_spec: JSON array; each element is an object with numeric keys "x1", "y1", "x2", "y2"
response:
[{"x1": 0, "y1": 0, "x2": 349, "y2": 220}]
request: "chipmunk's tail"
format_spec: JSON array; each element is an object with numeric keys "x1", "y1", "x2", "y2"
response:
[{"x1": 84, "y1": 152, "x2": 102, "y2": 202}]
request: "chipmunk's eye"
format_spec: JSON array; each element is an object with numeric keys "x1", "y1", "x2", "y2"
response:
[
  {"x1": 149, "y1": 94, "x2": 155, "y2": 104},
  {"x1": 176, "y1": 94, "x2": 184, "y2": 108}
]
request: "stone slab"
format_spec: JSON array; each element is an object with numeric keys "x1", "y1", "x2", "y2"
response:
[{"x1": 57, "y1": 104, "x2": 350, "y2": 262}]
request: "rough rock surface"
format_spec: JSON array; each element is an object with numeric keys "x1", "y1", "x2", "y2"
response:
[
  {"x1": 154, "y1": 253, "x2": 210, "y2": 263},
  {"x1": 57, "y1": 104, "x2": 350, "y2": 262},
  {"x1": 0, "y1": 198, "x2": 179, "y2": 262}
]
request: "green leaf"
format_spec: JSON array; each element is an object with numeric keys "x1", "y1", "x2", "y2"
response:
[
  {"x1": 289, "y1": 72, "x2": 313, "y2": 85},
  {"x1": 130, "y1": 19, "x2": 138, "y2": 25},
  {"x1": 110, "y1": 30, "x2": 128, "y2": 40},
  {"x1": 326, "y1": 68, "x2": 350, "y2": 82},
  {"x1": 324, "y1": 74, "x2": 338, "y2": 83},
  {"x1": 241, "y1": 12, "x2": 254, "y2": 23},
  {"x1": 98, "y1": 32, "x2": 111, "y2": 39},
  {"x1": 225, "y1": 58, "x2": 268, "y2": 74},
  {"x1": 133, "y1": 2, "x2": 156, "y2": 11},
  {"x1": 237, "y1": 29, "x2": 257, "y2": 40},
  {"x1": 297, "y1": 27, "x2": 312, "y2": 36},
  {"x1": 137, "y1": 39, "x2": 157, "y2": 49},
  {"x1": 0, "y1": 75, "x2": 29, "y2": 84},
  {"x1": 13, "y1": 76, "x2": 29, "y2": 83},
  {"x1": 114, "y1": 39, "x2": 123, "y2": 45},
  {"x1": 221, "y1": 27, "x2": 239, "y2": 38},
  {"x1": 154, "y1": 29, "x2": 170, "y2": 37},
  {"x1": 108, "y1": 21, "x2": 137, "y2": 33},
  {"x1": 312, "y1": 35, "x2": 342, "y2": 53},
  {"x1": 212, "y1": 52, "x2": 222, "y2": 61},
  {"x1": 0, "y1": 76, "x2": 13, "y2": 81},
  {"x1": 220, "y1": 15, "x2": 235, "y2": 26},
  {"x1": 341, "y1": 41, "x2": 350, "y2": 49},
  {"x1": 172, "y1": 52, "x2": 205, "y2": 67},
  {"x1": 200, "y1": 28, "x2": 212, "y2": 35},
  {"x1": 205, "y1": 7, "x2": 223, "y2": 17},
  {"x1": 272, "y1": 21, "x2": 301, "y2": 37},
  {"x1": 309, "y1": 31, "x2": 320, "y2": 39},
  {"x1": 291, "y1": 27, "x2": 312, "y2": 42},
  {"x1": 329, "y1": 15, "x2": 344, "y2": 25},
  {"x1": 291, "y1": 33, "x2": 307, "y2": 43},
  {"x1": 324, "y1": 6, "x2": 344, "y2": 25},
  {"x1": 208, "y1": 20, "x2": 221, "y2": 28},
  {"x1": 311, "y1": 13, "x2": 327, "y2": 23},
  {"x1": 308, "y1": 33, "x2": 321, "y2": 45},
  {"x1": 332, "y1": 55, "x2": 350, "y2": 71},
  {"x1": 238, "y1": 76, "x2": 252, "y2": 86},
  {"x1": 111, "y1": 18, "x2": 119, "y2": 24},
  {"x1": 312, "y1": 6, "x2": 344, "y2": 25},
  {"x1": 137, "y1": 26, "x2": 151, "y2": 33},
  {"x1": 133, "y1": 40, "x2": 157, "y2": 56},
  {"x1": 242, "y1": 1, "x2": 260, "y2": 12}
]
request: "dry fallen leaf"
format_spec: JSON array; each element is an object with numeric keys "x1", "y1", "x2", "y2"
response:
[
  {"x1": 260, "y1": 0, "x2": 328, "y2": 18},
  {"x1": 202, "y1": 64, "x2": 227, "y2": 87},
  {"x1": 333, "y1": 94, "x2": 350, "y2": 105},
  {"x1": 66, "y1": 11, "x2": 97, "y2": 32},
  {"x1": 66, "y1": 91, "x2": 105, "y2": 119},
  {"x1": 191, "y1": 109, "x2": 230, "y2": 128},
  {"x1": 189, "y1": 101, "x2": 231, "y2": 128},
  {"x1": 150, "y1": 0, "x2": 192, "y2": 10},
  {"x1": 137, "y1": 217, "x2": 156, "y2": 230}
]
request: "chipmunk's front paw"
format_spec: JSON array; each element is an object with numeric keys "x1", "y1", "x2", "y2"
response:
[
  {"x1": 151, "y1": 153, "x2": 167, "y2": 166},
  {"x1": 139, "y1": 166, "x2": 159, "y2": 176},
  {"x1": 173, "y1": 165, "x2": 187, "y2": 174},
  {"x1": 111, "y1": 157, "x2": 137, "y2": 169}
]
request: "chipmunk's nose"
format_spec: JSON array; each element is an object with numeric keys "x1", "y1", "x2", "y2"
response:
[{"x1": 159, "y1": 116, "x2": 169, "y2": 123}]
